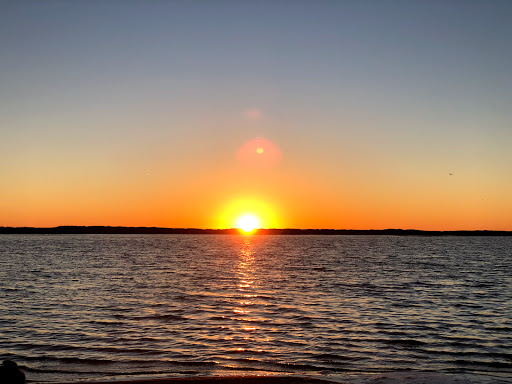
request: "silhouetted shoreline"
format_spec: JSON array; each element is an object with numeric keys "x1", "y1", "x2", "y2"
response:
[{"x1": 1, "y1": 226, "x2": 511, "y2": 236}]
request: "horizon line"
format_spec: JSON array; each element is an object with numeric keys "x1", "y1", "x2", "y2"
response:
[{"x1": 1, "y1": 226, "x2": 511, "y2": 235}]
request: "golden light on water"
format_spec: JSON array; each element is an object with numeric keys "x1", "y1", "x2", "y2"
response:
[{"x1": 234, "y1": 240, "x2": 256, "y2": 318}]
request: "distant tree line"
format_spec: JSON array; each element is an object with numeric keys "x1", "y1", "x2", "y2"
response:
[{"x1": 0, "y1": 226, "x2": 511, "y2": 236}]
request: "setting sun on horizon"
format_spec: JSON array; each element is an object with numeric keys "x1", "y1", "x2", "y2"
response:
[
  {"x1": 213, "y1": 197, "x2": 280, "y2": 231},
  {"x1": 236, "y1": 215, "x2": 260, "y2": 233}
]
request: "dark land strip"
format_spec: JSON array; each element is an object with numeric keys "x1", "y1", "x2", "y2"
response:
[{"x1": 1, "y1": 226, "x2": 511, "y2": 236}]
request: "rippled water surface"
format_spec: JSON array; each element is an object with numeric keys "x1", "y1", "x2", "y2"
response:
[{"x1": 1, "y1": 235, "x2": 511, "y2": 382}]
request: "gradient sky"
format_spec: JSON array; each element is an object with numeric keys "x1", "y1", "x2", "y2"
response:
[{"x1": 1, "y1": 0, "x2": 512, "y2": 230}]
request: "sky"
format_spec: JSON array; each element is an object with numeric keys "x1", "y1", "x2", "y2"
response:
[{"x1": 1, "y1": 0, "x2": 512, "y2": 230}]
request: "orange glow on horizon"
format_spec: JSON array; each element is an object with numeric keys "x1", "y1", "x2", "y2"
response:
[{"x1": 2, "y1": 148, "x2": 511, "y2": 231}]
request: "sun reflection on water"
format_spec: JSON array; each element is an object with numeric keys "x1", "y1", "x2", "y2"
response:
[
  {"x1": 235, "y1": 239, "x2": 256, "y2": 314},
  {"x1": 226, "y1": 238, "x2": 268, "y2": 359}
]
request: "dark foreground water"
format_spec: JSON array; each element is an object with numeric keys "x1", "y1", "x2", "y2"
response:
[{"x1": 1, "y1": 235, "x2": 511, "y2": 383}]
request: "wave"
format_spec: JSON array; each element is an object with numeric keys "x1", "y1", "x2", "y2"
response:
[
  {"x1": 130, "y1": 314, "x2": 186, "y2": 321},
  {"x1": 24, "y1": 356, "x2": 114, "y2": 365},
  {"x1": 313, "y1": 354, "x2": 357, "y2": 361},
  {"x1": 371, "y1": 339, "x2": 427, "y2": 347},
  {"x1": 451, "y1": 359, "x2": 512, "y2": 369}
]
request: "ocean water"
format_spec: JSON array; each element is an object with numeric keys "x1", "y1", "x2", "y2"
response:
[{"x1": 1, "y1": 234, "x2": 511, "y2": 383}]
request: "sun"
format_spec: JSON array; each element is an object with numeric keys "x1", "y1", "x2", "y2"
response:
[
  {"x1": 236, "y1": 215, "x2": 260, "y2": 233},
  {"x1": 216, "y1": 198, "x2": 280, "y2": 231}
]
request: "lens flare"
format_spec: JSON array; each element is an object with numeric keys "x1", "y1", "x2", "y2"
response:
[{"x1": 237, "y1": 137, "x2": 282, "y2": 167}]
